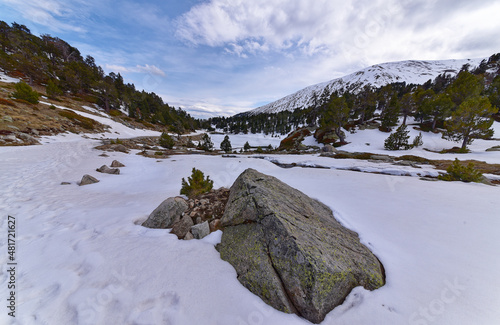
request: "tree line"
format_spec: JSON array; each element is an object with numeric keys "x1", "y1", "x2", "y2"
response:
[
  {"x1": 0, "y1": 21, "x2": 199, "y2": 133},
  {"x1": 210, "y1": 54, "x2": 500, "y2": 150}
]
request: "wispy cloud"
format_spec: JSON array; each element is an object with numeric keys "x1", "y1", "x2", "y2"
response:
[
  {"x1": 3, "y1": 0, "x2": 86, "y2": 32},
  {"x1": 105, "y1": 64, "x2": 166, "y2": 77},
  {"x1": 136, "y1": 64, "x2": 166, "y2": 77}
]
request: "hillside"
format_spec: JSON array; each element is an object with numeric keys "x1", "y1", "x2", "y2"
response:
[
  {"x1": 0, "y1": 21, "x2": 199, "y2": 134},
  {"x1": 247, "y1": 58, "x2": 484, "y2": 115}
]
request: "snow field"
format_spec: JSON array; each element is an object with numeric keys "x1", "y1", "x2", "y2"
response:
[
  {"x1": 1, "y1": 136, "x2": 499, "y2": 324},
  {"x1": 0, "y1": 102, "x2": 499, "y2": 325}
]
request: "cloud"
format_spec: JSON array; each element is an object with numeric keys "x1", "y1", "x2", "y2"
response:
[
  {"x1": 3, "y1": 0, "x2": 86, "y2": 33},
  {"x1": 104, "y1": 64, "x2": 166, "y2": 77},
  {"x1": 175, "y1": 0, "x2": 348, "y2": 56},
  {"x1": 175, "y1": 0, "x2": 500, "y2": 64},
  {"x1": 135, "y1": 64, "x2": 166, "y2": 77}
]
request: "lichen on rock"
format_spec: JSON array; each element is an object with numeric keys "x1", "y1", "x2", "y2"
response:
[{"x1": 217, "y1": 168, "x2": 385, "y2": 324}]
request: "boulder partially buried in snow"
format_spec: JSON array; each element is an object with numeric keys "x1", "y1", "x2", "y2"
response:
[
  {"x1": 96, "y1": 165, "x2": 120, "y2": 174},
  {"x1": 142, "y1": 197, "x2": 189, "y2": 229},
  {"x1": 79, "y1": 174, "x2": 99, "y2": 186},
  {"x1": 217, "y1": 168, "x2": 385, "y2": 324},
  {"x1": 111, "y1": 160, "x2": 125, "y2": 167}
]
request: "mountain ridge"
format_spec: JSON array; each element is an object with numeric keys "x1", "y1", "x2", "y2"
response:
[{"x1": 245, "y1": 58, "x2": 485, "y2": 116}]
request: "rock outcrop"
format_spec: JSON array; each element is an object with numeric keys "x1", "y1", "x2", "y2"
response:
[
  {"x1": 142, "y1": 197, "x2": 189, "y2": 229},
  {"x1": 217, "y1": 168, "x2": 385, "y2": 324}
]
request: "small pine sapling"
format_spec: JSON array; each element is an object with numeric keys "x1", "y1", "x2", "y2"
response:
[
  {"x1": 180, "y1": 168, "x2": 214, "y2": 198},
  {"x1": 412, "y1": 132, "x2": 423, "y2": 148},
  {"x1": 159, "y1": 132, "x2": 175, "y2": 149},
  {"x1": 438, "y1": 159, "x2": 483, "y2": 183},
  {"x1": 384, "y1": 124, "x2": 411, "y2": 150},
  {"x1": 12, "y1": 81, "x2": 39, "y2": 104}
]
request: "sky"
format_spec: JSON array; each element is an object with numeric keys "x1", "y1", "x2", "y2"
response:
[{"x1": 1, "y1": 0, "x2": 500, "y2": 118}]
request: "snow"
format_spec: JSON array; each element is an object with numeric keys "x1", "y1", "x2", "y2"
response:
[
  {"x1": 39, "y1": 101, "x2": 162, "y2": 140},
  {"x1": 0, "y1": 71, "x2": 20, "y2": 83},
  {"x1": 249, "y1": 58, "x2": 484, "y2": 115},
  {"x1": 209, "y1": 133, "x2": 285, "y2": 150},
  {"x1": 1, "y1": 112, "x2": 500, "y2": 325},
  {"x1": 339, "y1": 118, "x2": 500, "y2": 165}
]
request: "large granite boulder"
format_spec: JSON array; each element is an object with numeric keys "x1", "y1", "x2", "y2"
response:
[
  {"x1": 217, "y1": 169, "x2": 385, "y2": 324},
  {"x1": 142, "y1": 197, "x2": 189, "y2": 229}
]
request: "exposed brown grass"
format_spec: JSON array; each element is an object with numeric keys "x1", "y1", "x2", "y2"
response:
[{"x1": 0, "y1": 98, "x2": 16, "y2": 107}]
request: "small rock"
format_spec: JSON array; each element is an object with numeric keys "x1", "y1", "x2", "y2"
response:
[
  {"x1": 7, "y1": 125, "x2": 19, "y2": 131},
  {"x1": 110, "y1": 144, "x2": 128, "y2": 153},
  {"x1": 142, "y1": 197, "x2": 188, "y2": 229},
  {"x1": 486, "y1": 146, "x2": 500, "y2": 152},
  {"x1": 111, "y1": 160, "x2": 125, "y2": 167},
  {"x1": 99, "y1": 153, "x2": 109, "y2": 157},
  {"x1": 195, "y1": 217, "x2": 202, "y2": 224},
  {"x1": 17, "y1": 132, "x2": 38, "y2": 145},
  {"x1": 209, "y1": 219, "x2": 221, "y2": 232},
  {"x1": 60, "y1": 182, "x2": 71, "y2": 185},
  {"x1": 370, "y1": 154, "x2": 393, "y2": 162},
  {"x1": 184, "y1": 232, "x2": 194, "y2": 240},
  {"x1": 420, "y1": 177, "x2": 438, "y2": 182},
  {"x1": 2, "y1": 115, "x2": 13, "y2": 123},
  {"x1": 96, "y1": 165, "x2": 120, "y2": 175},
  {"x1": 321, "y1": 144, "x2": 336, "y2": 153},
  {"x1": 170, "y1": 215, "x2": 194, "y2": 239},
  {"x1": 191, "y1": 221, "x2": 210, "y2": 239},
  {"x1": 79, "y1": 174, "x2": 99, "y2": 186},
  {"x1": 3, "y1": 134, "x2": 18, "y2": 142}
]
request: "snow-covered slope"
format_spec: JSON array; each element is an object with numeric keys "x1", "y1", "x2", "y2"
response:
[
  {"x1": 247, "y1": 58, "x2": 483, "y2": 115},
  {"x1": 1, "y1": 134, "x2": 500, "y2": 325}
]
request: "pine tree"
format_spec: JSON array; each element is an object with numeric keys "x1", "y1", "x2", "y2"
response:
[
  {"x1": 220, "y1": 135, "x2": 232, "y2": 153},
  {"x1": 443, "y1": 96, "x2": 495, "y2": 150},
  {"x1": 243, "y1": 141, "x2": 251, "y2": 151},
  {"x1": 197, "y1": 133, "x2": 214, "y2": 151},
  {"x1": 384, "y1": 124, "x2": 411, "y2": 150},
  {"x1": 412, "y1": 132, "x2": 423, "y2": 148},
  {"x1": 159, "y1": 132, "x2": 175, "y2": 149},
  {"x1": 380, "y1": 96, "x2": 400, "y2": 132},
  {"x1": 12, "y1": 81, "x2": 39, "y2": 104},
  {"x1": 400, "y1": 93, "x2": 416, "y2": 125},
  {"x1": 422, "y1": 92, "x2": 454, "y2": 131},
  {"x1": 447, "y1": 71, "x2": 483, "y2": 106},
  {"x1": 486, "y1": 75, "x2": 500, "y2": 113},
  {"x1": 180, "y1": 168, "x2": 214, "y2": 198},
  {"x1": 320, "y1": 96, "x2": 350, "y2": 143},
  {"x1": 46, "y1": 79, "x2": 63, "y2": 99}
]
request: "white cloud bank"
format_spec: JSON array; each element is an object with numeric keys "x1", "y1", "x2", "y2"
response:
[{"x1": 175, "y1": 0, "x2": 500, "y2": 64}]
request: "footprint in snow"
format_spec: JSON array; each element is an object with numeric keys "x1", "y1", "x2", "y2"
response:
[{"x1": 127, "y1": 292, "x2": 180, "y2": 325}]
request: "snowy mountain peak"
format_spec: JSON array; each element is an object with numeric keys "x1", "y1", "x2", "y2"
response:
[{"x1": 246, "y1": 58, "x2": 484, "y2": 115}]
